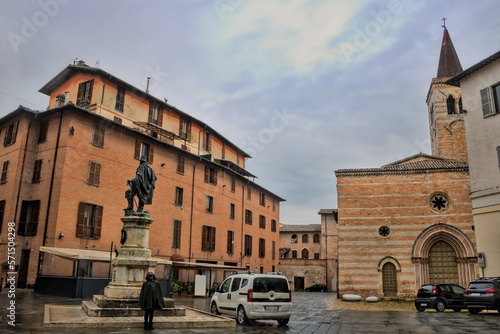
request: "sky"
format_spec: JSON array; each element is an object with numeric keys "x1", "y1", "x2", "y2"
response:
[{"x1": 1, "y1": 0, "x2": 499, "y2": 225}]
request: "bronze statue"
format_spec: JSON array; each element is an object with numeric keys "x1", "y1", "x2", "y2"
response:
[{"x1": 124, "y1": 156, "x2": 157, "y2": 215}]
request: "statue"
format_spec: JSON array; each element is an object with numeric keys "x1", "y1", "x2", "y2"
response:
[{"x1": 124, "y1": 156, "x2": 157, "y2": 215}]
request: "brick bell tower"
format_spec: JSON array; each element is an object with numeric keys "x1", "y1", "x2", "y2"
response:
[{"x1": 426, "y1": 20, "x2": 468, "y2": 162}]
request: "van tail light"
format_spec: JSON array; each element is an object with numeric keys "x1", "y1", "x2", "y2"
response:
[
  {"x1": 463, "y1": 289, "x2": 468, "y2": 295},
  {"x1": 247, "y1": 289, "x2": 253, "y2": 302},
  {"x1": 485, "y1": 288, "x2": 497, "y2": 294},
  {"x1": 288, "y1": 290, "x2": 292, "y2": 302},
  {"x1": 432, "y1": 286, "x2": 439, "y2": 296}
]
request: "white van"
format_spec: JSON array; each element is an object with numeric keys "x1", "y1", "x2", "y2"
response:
[{"x1": 210, "y1": 272, "x2": 292, "y2": 326}]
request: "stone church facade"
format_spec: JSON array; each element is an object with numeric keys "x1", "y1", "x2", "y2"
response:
[{"x1": 334, "y1": 28, "x2": 479, "y2": 299}]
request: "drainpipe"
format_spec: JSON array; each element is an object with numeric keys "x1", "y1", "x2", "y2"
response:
[
  {"x1": 41, "y1": 109, "x2": 64, "y2": 246},
  {"x1": 188, "y1": 157, "x2": 202, "y2": 263},
  {"x1": 240, "y1": 180, "x2": 250, "y2": 268}
]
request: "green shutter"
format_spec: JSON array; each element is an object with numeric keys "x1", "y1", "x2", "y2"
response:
[{"x1": 481, "y1": 87, "x2": 492, "y2": 117}]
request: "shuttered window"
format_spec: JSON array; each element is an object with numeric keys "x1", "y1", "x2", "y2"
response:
[
  {"x1": 76, "y1": 202, "x2": 103, "y2": 239},
  {"x1": 244, "y1": 235, "x2": 252, "y2": 256},
  {"x1": 3, "y1": 122, "x2": 18, "y2": 147},
  {"x1": 32, "y1": 159, "x2": 42, "y2": 183},
  {"x1": 202, "y1": 225, "x2": 216, "y2": 252},
  {"x1": 227, "y1": 230, "x2": 234, "y2": 254},
  {"x1": 148, "y1": 102, "x2": 163, "y2": 126},
  {"x1": 18, "y1": 200, "x2": 40, "y2": 236},
  {"x1": 172, "y1": 220, "x2": 181, "y2": 249},
  {"x1": 87, "y1": 162, "x2": 101, "y2": 186},
  {"x1": 481, "y1": 87, "x2": 492, "y2": 117},
  {"x1": 92, "y1": 123, "x2": 105, "y2": 148},
  {"x1": 115, "y1": 86, "x2": 125, "y2": 112},
  {"x1": 77, "y1": 80, "x2": 94, "y2": 107}
]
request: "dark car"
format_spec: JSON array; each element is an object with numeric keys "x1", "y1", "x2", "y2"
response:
[
  {"x1": 464, "y1": 277, "x2": 500, "y2": 314},
  {"x1": 305, "y1": 284, "x2": 327, "y2": 292},
  {"x1": 414, "y1": 283, "x2": 465, "y2": 312}
]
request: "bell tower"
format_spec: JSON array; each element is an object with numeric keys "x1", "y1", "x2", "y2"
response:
[{"x1": 426, "y1": 19, "x2": 468, "y2": 162}]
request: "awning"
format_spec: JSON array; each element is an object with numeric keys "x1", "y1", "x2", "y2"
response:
[
  {"x1": 39, "y1": 246, "x2": 171, "y2": 265},
  {"x1": 39, "y1": 247, "x2": 246, "y2": 271}
]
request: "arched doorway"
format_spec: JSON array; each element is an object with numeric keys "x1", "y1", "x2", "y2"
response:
[
  {"x1": 382, "y1": 262, "x2": 397, "y2": 297},
  {"x1": 301, "y1": 249, "x2": 309, "y2": 259},
  {"x1": 428, "y1": 240, "x2": 458, "y2": 284}
]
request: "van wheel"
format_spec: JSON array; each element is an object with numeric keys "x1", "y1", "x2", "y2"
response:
[
  {"x1": 416, "y1": 305, "x2": 425, "y2": 312},
  {"x1": 277, "y1": 318, "x2": 289, "y2": 326},
  {"x1": 210, "y1": 301, "x2": 220, "y2": 315},
  {"x1": 236, "y1": 306, "x2": 248, "y2": 326},
  {"x1": 434, "y1": 299, "x2": 446, "y2": 312}
]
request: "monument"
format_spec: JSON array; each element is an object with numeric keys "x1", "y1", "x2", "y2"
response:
[{"x1": 82, "y1": 157, "x2": 183, "y2": 317}]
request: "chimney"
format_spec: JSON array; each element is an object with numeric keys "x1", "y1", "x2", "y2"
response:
[{"x1": 56, "y1": 93, "x2": 66, "y2": 107}]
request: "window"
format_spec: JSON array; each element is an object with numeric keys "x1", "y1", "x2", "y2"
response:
[
  {"x1": 204, "y1": 166, "x2": 217, "y2": 185},
  {"x1": 202, "y1": 225, "x2": 216, "y2": 251},
  {"x1": 271, "y1": 219, "x2": 277, "y2": 232},
  {"x1": 231, "y1": 177, "x2": 236, "y2": 193},
  {"x1": 92, "y1": 122, "x2": 105, "y2": 147},
  {"x1": 203, "y1": 131, "x2": 211, "y2": 152},
  {"x1": 302, "y1": 234, "x2": 309, "y2": 243},
  {"x1": 18, "y1": 200, "x2": 40, "y2": 236},
  {"x1": 0, "y1": 200, "x2": 5, "y2": 232},
  {"x1": 314, "y1": 253, "x2": 320, "y2": 260},
  {"x1": 176, "y1": 154, "x2": 185, "y2": 174},
  {"x1": 205, "y1": 196, "x2": 213, "y2": 213},
  {"x1": 230, "y1": 203, "x2": 235, "y2": 220},
  {"x1": 259, "y1": 238, "x2": 265, "y2": 258},
  {"x1": 481, "y1": 85, "x2": 500, "y2": 117},
  {"x1": 3, "y1": 122, "x2": 18, "y2": 147},
  {"x1": 1, "y1": 161, "x2": 9, "y2": 184},
  {"x1": 272, "y1": 241, "x2": 276, "y2": 260},
  {"x1": 221, "y1": 143, "x2": 226, "y2": 159},
  {"x1": 115, "y1": 86, "x2": 125, "y2": 112},
  {"x1": 301, "y1": 249, "x2": 309, "y2": 259},
  {"x1": 134, "y1": 139, "x2": 154, "y2": 163},
  {"x1": 175, "y1": 187, "x2": 183, "y2": 206},
  {"x1": 87, "y1": 162, "x2": 101, "y2": 186},
  {"x1": 259, "y1": 215, "x2": 266, "y2": 229},
  {"x1": 32, "y1": 159, "x2": 42, "y2": 183},
  {"x1": 260, "y1": 192, "x2": 266, "y2": 206},
  {"x1": 446, "y1": 95, "x2": 456, "y2": 114},
  {"x1": 247, "y1": 187, "x2": 251, "y2": 200},
  {"x1": 227, "y1": 230, "x2": 234, "y2": 254},
  {"x1": 313, "y1": 234, "x2": 320, "y2": 243},
  {"x1": 245, "y1": 209, "x2": 252, "y2": 225},
  {"x1": 77, "y1": 80, "x2": 94, "y2": 107},
  {"x1": 291, "y1": 250, "x2": 297, "y2": 258},
  {"x1": 291, "y1": 234, "x2": 297, "y2": 243},
  {"x1": 429, "y1": 191, "x2": 451, "y2": 214},
  {"x1": 38, "y1": 121, "x2": 48, "y2": 143},
  {"x1": 76, "y1": 202, "x2": 103, "y2": 239},
  {"x1": 148, "y1": 102, "x2": 162, "y2": 126},
  {"x1": 179, "y1": 118, "x2": 191, "y2": 141},
  {"x1": 172, "y1": 220, "x2": 181, "y2": 248},
  {"x1": 497, "y1": 146, "x2": 500, "y2": 171},
  {"x1": 272, "y1": 200, "x2": 276, "y2": 211},
  {"x1": 244, "y1": 234, "x2": 252, "y2": 256}
]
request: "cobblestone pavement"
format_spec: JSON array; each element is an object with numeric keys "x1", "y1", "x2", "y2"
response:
[{"x1": 1, "y1": 290, "x2": 500, "y2": 333}]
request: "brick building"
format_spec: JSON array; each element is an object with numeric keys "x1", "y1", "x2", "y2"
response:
[
  {"x1": 334, "y1": 27, "x2": 478, "y2": 298},
  {"x1": 279, "y1": 209, "x2": 338, "y2": 292},
  {"x1": 0, "y1": 61, "x2": 284, "y2": 289}
]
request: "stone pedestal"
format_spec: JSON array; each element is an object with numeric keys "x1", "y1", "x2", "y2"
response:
[
  {"x1": 104, "y1": 215, "x2": 157, "y2": 299},
  {"x1": 82, "y1": 214, "x2": 181, "y2": 317}
]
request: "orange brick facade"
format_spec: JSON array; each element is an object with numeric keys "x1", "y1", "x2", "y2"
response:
[{"x1": 0, "y1": 62, "x2": 283, "y2": 288}]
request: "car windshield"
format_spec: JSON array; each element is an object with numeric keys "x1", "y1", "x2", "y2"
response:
[
  {"x1": 253, "y1": 278, "x2": 289, "y2": 292},
  {"x1": 419, "y1": 285, "x2": 433, "y2": 293},
  {"x1": 468, "y1": 282, "x2": 494, "y2": 290}
]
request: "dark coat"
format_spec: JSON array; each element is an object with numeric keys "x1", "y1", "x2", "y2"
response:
[
  {"x1": 139, "y1": 279, "x2": 165, "y2": 311},
  {"x1": 129, "y1": 162, "x2": 157, "y2": 205}
]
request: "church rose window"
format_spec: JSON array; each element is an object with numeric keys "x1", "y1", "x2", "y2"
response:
[
  {"x1": 378, "y1": 226, "x2": 390, "y2": 237},
  {"x1": 429, "y1": 192, "x2": 451, "y2": 213}
]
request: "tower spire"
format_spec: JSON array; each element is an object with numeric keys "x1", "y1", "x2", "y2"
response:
[{"x1": 436, "y1": 21, "x2": 463, "y2": 78}]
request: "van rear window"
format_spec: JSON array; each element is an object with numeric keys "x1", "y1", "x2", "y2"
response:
[{"x1": 253, "y1": 278, "x2": 289, "y2": 292}]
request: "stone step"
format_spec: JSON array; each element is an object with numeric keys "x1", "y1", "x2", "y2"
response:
[{"x1": 82, "y1": 300, "x2": 186, "y2": 317}]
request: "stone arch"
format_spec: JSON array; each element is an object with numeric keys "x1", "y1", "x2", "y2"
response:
[
  {"x1": 377, "y1": 256, "x2": 402, "y2": 272},
  {"x1": 412, "y1": 223, "x2": 477, "y2": 288}
]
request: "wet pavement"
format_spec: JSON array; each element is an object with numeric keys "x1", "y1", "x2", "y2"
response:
[{"x1": 1, "y1": 289, "x2": 500, "y2": 333}]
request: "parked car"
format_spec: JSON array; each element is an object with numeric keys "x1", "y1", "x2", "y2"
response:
[
  {"x1": 464, "y1": 277, "x2": 500, "y2": 314},
  {"x1": 414, "y1": 283, "x2": 465, "y2": 312},
  {"x1": 210, "y1": 272, "x2": 292, "y2": 326},
  {"x1": 305, "y1": 284, "x2": 327, "y2": 292}
]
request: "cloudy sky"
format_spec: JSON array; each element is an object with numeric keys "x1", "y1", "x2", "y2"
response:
[{"x1": 1, "y1": 1, "x2": 499, "y2": 225}]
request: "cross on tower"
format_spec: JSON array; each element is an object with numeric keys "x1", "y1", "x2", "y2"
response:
[{"x1": 442, "y1": 17, "x2": 447, "y2": 29}]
